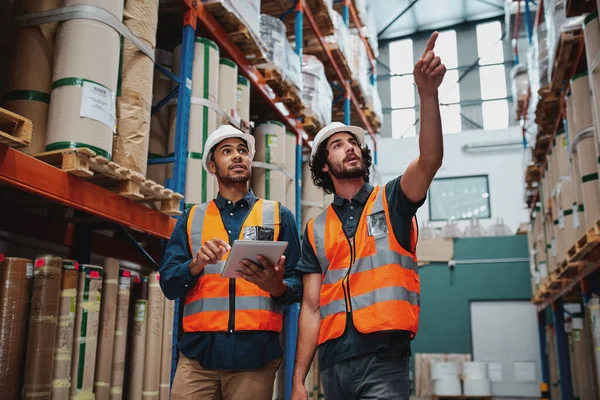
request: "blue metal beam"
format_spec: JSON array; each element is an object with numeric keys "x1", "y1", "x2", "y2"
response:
[
  {"x1": 169, "y1": 22, "x2": 196, "y2": 385},
  {"x1": 537, "y1": 311, "x2": 550, "y2": 400},
  {"x1": 151, "y1": 85, "x2": 179, "y2": 116},
  {"x1": 552, "y1": 299, "x2": 573, "y2": 400},
  {"x1": 147, "y1": 156, "x2": 176, "y2": 165},
  {"x1": 154, "y1": 62, "x2": 181, "y2": 84}
]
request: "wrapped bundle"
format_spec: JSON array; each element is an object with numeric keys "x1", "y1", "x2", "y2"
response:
[
  {"x1": 302, "y1": 55, "x2": 333, "y2": 127},
  {"x1": 259, "y1": 14, "x2": 287, "y2": 71},
  {"x1": 284, "y1": 40, "x2": 303, "y2": 93}
]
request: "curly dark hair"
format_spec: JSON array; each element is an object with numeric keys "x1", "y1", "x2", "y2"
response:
[{"x1": 310, "y1": 139, "x2": 372, "y2": 194}]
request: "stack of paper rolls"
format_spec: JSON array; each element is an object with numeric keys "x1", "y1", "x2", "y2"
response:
[{"x1": 252, "y1": 121, "x2": 287, "y2": 205}]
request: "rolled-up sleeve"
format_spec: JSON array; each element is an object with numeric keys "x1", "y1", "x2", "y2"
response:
[
  {"x1": 271, "y1": 205, "x2": 303, "y2": 305},
  {"x1": 159, "y1": 209, "x2": 200, "y2": 300}
]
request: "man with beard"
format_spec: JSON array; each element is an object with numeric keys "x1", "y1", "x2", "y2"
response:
[
  {"x1": 159, "y1": 125, "x2": 301, "y2": 399},
  {"x1": 292, "y1": 32, "x2": 445, "y2": 400}
]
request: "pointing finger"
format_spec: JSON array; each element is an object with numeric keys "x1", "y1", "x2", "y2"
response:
[{"x1": 423, "y1": 31, "x2": 438, "y2": 55}]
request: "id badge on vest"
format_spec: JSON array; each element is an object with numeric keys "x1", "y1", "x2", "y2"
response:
[
  {"x1": 243, "y1": 226, "x2": 275, "y2": 241},
  {"x1": 367, "y1": 211, "x2": 388, "y2": 237}
]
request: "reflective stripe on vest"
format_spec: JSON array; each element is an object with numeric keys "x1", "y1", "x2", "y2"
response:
[
  {"x1": 183, "y1": 199, "x2": 283, "y2": 333},
  {"x1": 310, "y1": 185, "x2": 420, "y2": 343}
]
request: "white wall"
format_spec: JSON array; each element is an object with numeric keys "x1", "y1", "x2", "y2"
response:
[{"x1": 375, "y1": 126, "x2": 529, "y2": 233}]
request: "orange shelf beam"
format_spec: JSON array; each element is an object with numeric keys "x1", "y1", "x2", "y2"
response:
[
  {"x1": 0, "y1": 145, "x2": 176, "y2": 239},
  {"x1": 302, "y1": 3, "x2": 376, "y2": 142}
]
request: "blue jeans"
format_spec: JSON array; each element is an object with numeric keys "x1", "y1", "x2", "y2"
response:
[{"x1": 320, "y1": 351, "x2": 410, "y2": 400}]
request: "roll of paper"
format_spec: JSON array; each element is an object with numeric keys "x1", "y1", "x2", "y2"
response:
[{"x1": 109, "y1": 270, "x2": 132, "y2": 400}]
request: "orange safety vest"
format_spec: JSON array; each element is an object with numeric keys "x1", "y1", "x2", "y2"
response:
[
  {"x1": 183, "y1": 198, "x2": 283, "y2": 333},
  {"x1": 307, "y1": 185, "x2": 420, "y2": 345}
]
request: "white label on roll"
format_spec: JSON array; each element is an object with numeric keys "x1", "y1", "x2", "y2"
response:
[
  {"x1": 237, "y1": 88, "x2": 242, "y2": 102},
  {"x1": 119, "y1": 277, "x2": 131, "y2": 291},
  {"x1": 573, "y1": 205, "x2": 580, "y2": 228},
  {"x1": 80, "y1": 82, "x2": 116, "y2": 133},
  {"x1": 26, "y1": 263, "x2": 34, "y2": 278},
  {"x1": 558, "y1": 210, "x2": 565, "y2": 230}
]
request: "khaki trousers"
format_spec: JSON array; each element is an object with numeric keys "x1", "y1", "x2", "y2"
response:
[{"x1": 171, "y1": 352, "x2": 280, "y2": 400}]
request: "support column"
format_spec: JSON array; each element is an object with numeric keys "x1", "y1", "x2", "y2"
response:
[
  {"x1": 537, "y1": 310, "x2": 550, "y2": 400},
  {"x1": 552, "y1": 299, "x2": 574, "y2": 400}
]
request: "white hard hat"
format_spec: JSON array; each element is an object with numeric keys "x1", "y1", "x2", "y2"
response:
[
  {"x1": 201, "y1": 125, "x2": 256, "y2": 174},
  {"x1": 310, "y1": 122, "x2": 365, "y2": 161}
]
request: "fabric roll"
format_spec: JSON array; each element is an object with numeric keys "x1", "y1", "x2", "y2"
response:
[
  {"x1": 109, "y1": 270, "x2": 132, "y2": 400},
  {"x1": 576, "y1": 134, "x2": 600, "y2": 229},
  {"x1": 46, "y1": 0, "x2": 124, "y2": 158},
  {"x1": 159, "y1": 299, "x2": 174, "y2": 400},
  {"x1": 142, "y1": 272, "x2": 164, "y2": 400},
  {"x1": 127, "y1": 276, "x2": 149, "y2": 400},
  {"x1": 236, "y1": 75, "x2": 250, "y2": 123},
  {"x1": 570, "y1": 73, "x2": 594, "y2": 134},
  {"x1": 253, "y1": 121, "x2": 287, "y2": 204},
  {"x1": 0, "y1": 257, "x2": 34, "y2": 400},
  {"x1": 70, "y1": 265, "x2": 104, "y2": 400},
  {"x1": 217, "y1": 58, "x2": 238, "y2": 125},
  {"x1": 302, "y1": 162, "x2": 324, "y2": 205},
  {"x1": 94, "y1": 258, "x2": 120, "y2": 400},
  {"x1": 114, "y1": 0, "x2": 159, "y2": 175},
  {"x1": 3, "y1": 0, "x2": 60, "y2": 155},
  {"x1": 51, "y1": 260, "x2": 79, "y2": 399},
  {"x1": 285, "y1": 132, "x2": 297, "y2": 216},
  {"x1": 23, "y1": 255, "x2": 63, "y2": 399}
]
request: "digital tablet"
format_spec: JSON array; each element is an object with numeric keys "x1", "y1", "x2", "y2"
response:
[{"x1": 221, "y1": 240, "x2": 288, "y2": 278}]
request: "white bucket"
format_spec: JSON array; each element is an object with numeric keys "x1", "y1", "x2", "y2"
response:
[
  {"x1": 433, "y1": 378, "x2": 461, "y2": 396},
  {"x1": 463, "y1": 379, "x2": 492, "y2": 396},
  {"x1": 462, "y1": 362, "x2": 488, "y2": 380}
]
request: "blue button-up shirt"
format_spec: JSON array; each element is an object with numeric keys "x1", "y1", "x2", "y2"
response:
[{"x1": 159, "y1": 190, "x2": 302, "y2": 370}]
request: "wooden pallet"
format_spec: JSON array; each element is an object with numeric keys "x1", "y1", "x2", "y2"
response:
[
  {"x1": 202, "y1": 0, "x2": 267, "y2": 65},
  {"x1": 550, "y1": 29, "x2": 584, "y2": 92},
  {"x1": 302, "y1": 113, "x2": 323, "y2": 136},
  {"x1": 566, "y1": 0, "x2": 596, "y2": 17},
  {"x1": 35, "y1": 147, "x2": 183, "y2": 216},
  {"x1": 304, "y1": 42, "x2": 353, "y2": 82},
  {"x1": 525, "y1": 164, "x2": 541, "y2": 187},
  {"x1": 261, "y1": 0, "x2": 335, "y2": 39},
  {"x1": 258, "y1": 67, "x2": 303, "y2": 114},
  {"x1": 0, "y1": 107, "x2": 32, "y2": 148},
  {"x1": 571, "y1": 220, "x2": 600, "y2": 261}
]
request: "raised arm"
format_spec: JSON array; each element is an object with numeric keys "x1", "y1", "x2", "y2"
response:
[{"x1": 401, "y1": 32, "x2": 446, "y2": 203}]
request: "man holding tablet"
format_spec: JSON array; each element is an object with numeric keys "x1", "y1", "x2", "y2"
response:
[
  {"x1": 292, "y1": 32, "x2": 445, "y2": 400},
  {"x1": 159, "y1": 125, "x2": 301, "y2": 399}
]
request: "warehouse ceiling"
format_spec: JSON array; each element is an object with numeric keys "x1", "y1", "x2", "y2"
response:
[{"x1": 371, "y1": 0, "x2": 506, "y2": 40}]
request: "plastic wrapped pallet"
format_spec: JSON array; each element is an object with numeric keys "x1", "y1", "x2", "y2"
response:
[
  {"x1": 70, "y1": 265, "x2": 103, "y2": 399},
  {"x1": 51, "y1": 260, "x2": 79, "y2": 399},
  {"x1": 259, "y1": 15, "x2": 287, "y2": 71},
  {"x1": 109, "y1": 270, "x2": 132, "y2": 400},
  {"x1": 0, "y1": 257, "x2": 33, "y2": 399},
  {"x1": 327, "y1": 12, "x2": 351, "y2": 68},
  {"x1": 3, "y1": 0, "x2": 60, "y2": 155},
  {"x1": 142, "y1": 272, "x2": 164, "y2": 400},
  {"x1": 302, "y1": 55, "x2": 333, "y2": 127},
  {"x1": 544, "y1": 0, "x2": 585, "y2": 80},
  {"x1": 252, "y1": 121, "x2": 287, "y2": 204},
  {"x1": 46, "y1": 0, "x2": 124, "y2": 159},
  {"x1": 147, "y1": 50, "x2": 173, "y2": 186},
  {"x1": 284, "y1": 39, "x2": 303, "y2": 93},
  {"x1": 94, "y1": 258, "x2": 120, "y2": 400},
  {"x1": 350, "y1": 28, "x2": 370, "y2": 95},
  {"x1": 159, "y1": 300, "x2": 174, "y2": 400},
  {"x1": 23, "y1": 255, "x2": 63, "y2": 399},
  {"x1": 511, "y1": 64, "x2": 529, "y2": 120},
  {"x1": 113, "y1": 0, "x2": 159, "y2": 176},
  {"x1": 128, "y1": 276, "x2": 149, "y2": 400}
]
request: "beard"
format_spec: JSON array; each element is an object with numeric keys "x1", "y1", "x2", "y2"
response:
[
  {"x1": 327, "y1": 157, "x2": 366, "y2": 180},
  {"x1": 215, "y1": 164, "x2": 251, "y2": 185}
]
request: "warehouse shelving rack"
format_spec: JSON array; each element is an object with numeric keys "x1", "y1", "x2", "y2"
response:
[
  {"x1": 0, "y1": 0, "x2": 379, "y2": 399},
  {"x1": 518, "y1": 1, "x2": 600, "y2": 399}
]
